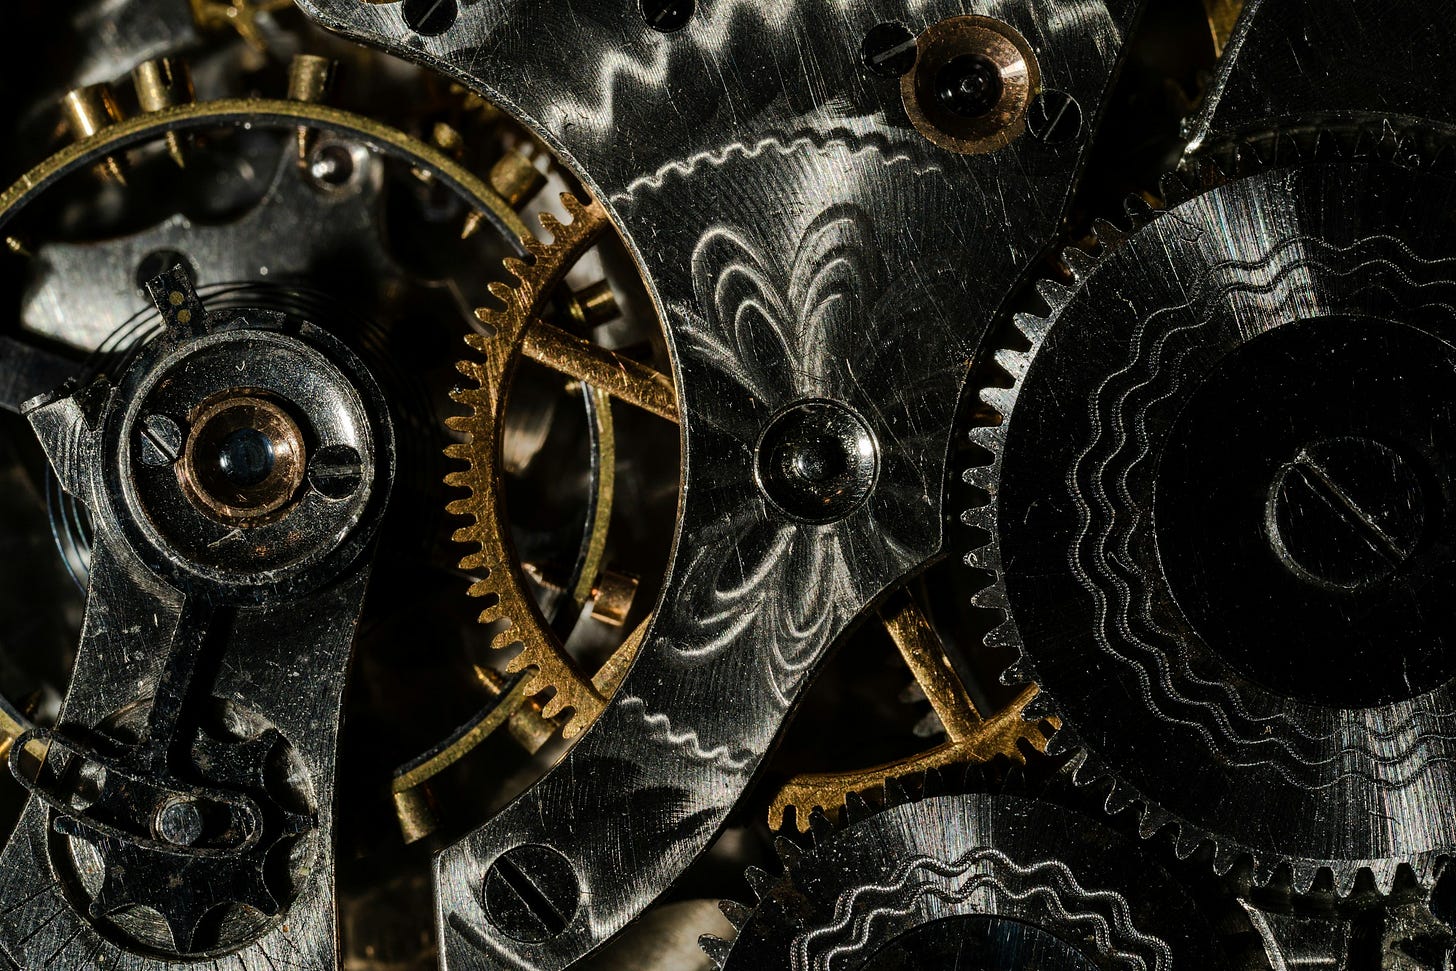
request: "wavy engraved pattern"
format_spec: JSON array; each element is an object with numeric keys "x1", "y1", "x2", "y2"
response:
[
  {"x1": 668, "y1": 202, "x2": 951, "y2": 704},
  {"x1": 1067, "y1": 233, "x2": 1456, "y2": 785},
  {"x1": 619, "y1": 695, "x2": 754, "y2": 772},
  {"x1": 792, "y1": 848, "x2": 1171, "y2": 971},
  {"x1": 609, "y1": 127, "x2": 943, "y2": 204}
]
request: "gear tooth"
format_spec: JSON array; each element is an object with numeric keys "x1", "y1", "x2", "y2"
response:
[
  {"x1": 718, "y1": 899, "x2": 752, "y2": 930},
  {"x1": 844, "y1": 791, "x2": 872, "y2": 822},
  {"x1": 1122, "y1": 194, "x2": 1157, "y2": 224},
  {"x1": 773, "y1": 835, "x2": 803, "y2": 867},
  {"x1": 965, "y1": 423, "x2": 1004, "y2": 451},
  {"x1": 809, "y1": 809, "x2": 835, "y2": 843},
  {"x1": 743, "y1": 865, "x2": 776, "y2": 900},
  {"x1": 1333, "y1": 865, "x2": 1363, "y2": 896},
  {"x1": 1090, "y1": 218, "x2": 1127, "y2": 247},
  {"x1": 979, "y1": 386, "x2": 1016, "y2": 415},
  {"x1": 992, "y1": 348, "x2": 1029, "y2": 380},
  {"x1": 1013, "y1": 311, "x2": 1052, "y2": 343},
  {"x1": 969, "y1": 583, "x2": 1007, "y2": 610},
  {"x1": 1211, "y1": 841, "x2": 1243, "y2": 876},
  {"x1": 444, "y1": 414, "x2": 473, "y2": 434},
  {"x1": 1059, "y1": 246, "x2": 1097, "y2": 281},
  {"x1": 922, "y1": 767, "x2": 949, "y2": 797},
  {"x1": 1290, "y1": 862, "x2": 1321, "y2": 895},
  {"x1": 502, "y1": 256, "x2": 532, "y2": 282},
  {"x1": 699, "y1": 933, "x2": 734, "y2": 969},
  {"x1": 1034, "y1": 278, "x2": 1074, "y2": 311},
  {"x1": 999, "y1": 658, "x2": 1031, "y2": 685},
  {"x1": 1172, "y1": 826, "x2": 1203, "y2": 860},
  {"x1": 486, "y1": 281, "x2": 517, "y2": 304},
  {"x1": 1158, "y1": 172, "x2": 1192, "y2": 205},
  {"x1": 960, "y1": 503, "x2": 993, "y2": 531},
  {"x1": 883, "y1": 777, "x2": 911, "y2": 807},
  {"x1": 539, "y1": 212, "x2": 568, "y2": 241},
  {"x1": 464, "y1": 331, "x2": 493, "y2": 352}
]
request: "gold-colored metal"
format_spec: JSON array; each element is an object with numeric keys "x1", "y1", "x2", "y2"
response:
[
  {"x1": 448, "y1": 193, "x2": 678, "y2": 738},
  {"x1": 589, "y1": 570, "x2": 639, "y2": 628},
  {"x1": 61, "y1": 84, "x2": 127, "y2": 184},
  {"x1": 769, "y1": 595, "x2": 1057, "y2": 832},
  {"x1": 178, "y1": 392, "x2": 308, "y2": 526},
  {"x1": 902, "y1": 16, "x2": 1040, "y2": 155},
  {"x1": 572, "y1": 280, "x2": 621, "y2": 329},
  {"x1": 189, "y1": 0, "x2": 294, "y2": 52},
  {"x1": 572, "y1": 386, "x2": 617, "y2": 609},
  {"x1": 1203, "y1": 0, "x2": 1244, "y2": 56},
  {"x1": 522, "y1": 323, "x2": 679, "y2": 423},
  {"x1": 288, "y1": 55, "x2": 339, "y2": 165},
  {"x1": 489, "y1": 150, "x2": 549, "y2": 209},
  {"x1": 391, "y1": 786, "x2": 438, "y2": 845},
  {"x1": 769, "y1": 685, "x2": 1052, "y2": 831},
  {"x1": 0, "y1": 100, "x2": 528, "y2": 250},
  {"x1": 880, "y1": 595, "x2": 982, "y2": 742},
  {"x1": 133, "y1": 59, "x2": 195, "y2": 168}
]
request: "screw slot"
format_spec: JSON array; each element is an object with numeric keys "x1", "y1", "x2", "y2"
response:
[
  {"x1": 861, "y1": 22, "x2": 918, "y2": 78},
  {"x1": 640, "y1": 0, "x2": 694, "y2": 33},
  {"x1": 403, "y1": 0, "x2": 458, "y2": 36},
  {"x1": 482, "y1": 844, "x2": 581, "y2": 944}
]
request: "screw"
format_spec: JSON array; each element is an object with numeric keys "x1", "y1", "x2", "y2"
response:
[
  {"x1": 308, "y1": 444, "x2": 363, "y2": 501},
  {"x1": 861, "y1": 22, "x2": 918, "y2": 78},
  {"x1": 1026, "y1": 90, "x2": 1083, "y2": 145},
  {"x1": 155, "y1": 797, "x2": 204, "y2": 847},
  {"x1": 138, "y1": 414, "x2": 184, "y2": 467},
  {"x1": 1267, "y1": 437, "x2": 1425, "y2": 590},
  {"x1": 482, "y1": 844, "x2": 581, "y2": 944},
  {"x1": 641, "y1": 0, "x2": 694, "y2": 33},
  {"x1": 403, "y1": 0, "x2": 458, "y2": 36}
]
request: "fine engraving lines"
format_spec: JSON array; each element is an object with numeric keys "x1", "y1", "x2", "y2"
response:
[
  {"x1": 607, "y1": 119, "x2": 945, "y2": 206},
  {"x1": 618, "y1": 694, "x2": 755, "y2": 773},
  {"x1": 791, "y1": 849, "x2": 1172, "y2": 971},
  {"x1": 672, "y1": 204, "x2": 962, "y2": 703},
  {"x1": 1062, "y1": 232, "x2": 1456, "y2": 784}
]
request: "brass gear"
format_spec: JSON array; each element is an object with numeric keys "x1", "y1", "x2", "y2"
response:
[
  {"x1": 769, "y1": 595, "x2": 1058, "y2": 833},
  {"x1": 446, "y1": 193, "x2": 676, "y2": 738}
]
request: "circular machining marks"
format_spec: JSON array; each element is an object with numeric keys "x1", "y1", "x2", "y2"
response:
[
  {"x1": 902, "y1": 15, "x2": 1040, "y2": 155},
  {"x1": 707, "y1": 793, "x2": 1245, "y2": 970},
  {"x1": 755, "y1": 399, "x2": 878, "y2": 524},
  {"x1": 965, "y1": 159, "x2": 1456, "y2": 892}
]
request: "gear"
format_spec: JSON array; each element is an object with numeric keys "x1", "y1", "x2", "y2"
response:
[
  {"x1": 769, "y1": 595, "x2": 1057, "y2": 832},
  {"x1": 708, "y1": 791, "x2": 1251, "y2": 970},
  {"x1": 446, "y1": 193, "x2": 677, "y2": 737},
  {"x1": 965, "y1": 144, "x2": 1456, "y2": 895}
]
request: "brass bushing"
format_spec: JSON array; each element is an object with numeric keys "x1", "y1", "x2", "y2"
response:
[
  {"x1": 178, "y1": 391, "x2": 307, "y2": 526},
  {"x1": 902, "y1": 16, "x2": 1040, "y2": 155}
]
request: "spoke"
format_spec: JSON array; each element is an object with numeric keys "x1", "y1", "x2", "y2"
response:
[
  {"x1": 0, "y1": 334, "x2": 81, "y2": 414},
  {"x1": 522, "y1": 320, "x2": 679, "y2": 424},
  {"x1": 878, "y1": 592, "x2": 983, "y2": 742}
]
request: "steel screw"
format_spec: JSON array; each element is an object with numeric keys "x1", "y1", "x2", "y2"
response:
[
  {"x1": 861, "y1": 22, "x2": 918, "y2": 78},
  {"x1": 1026, "y1": 89, "x2": 1083, "y2": 145},
  {"x1": 138, "y1": 414, "x2": 184, "y2": 467},
  {"x1": 155, "y1": 797, "x2": 204, "y2": 847},
  {"x1": 308, "y1": 444, "x2": 363, "y2": 501},
  {"x1": 482, "y1": 844, "x2": 581, "y2": 944}
]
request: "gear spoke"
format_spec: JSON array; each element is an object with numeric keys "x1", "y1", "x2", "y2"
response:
[{"x1": 522, "y1": 320, "x2": 678, "y2": 423}]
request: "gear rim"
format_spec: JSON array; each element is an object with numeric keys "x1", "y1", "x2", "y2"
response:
[{"x1": 965, "y1": 158, "x2": 1456, "y2": 894}]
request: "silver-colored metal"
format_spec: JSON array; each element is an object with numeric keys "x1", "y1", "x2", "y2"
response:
[
  {"x1": 966, "y1": 160, "x2": 1456, "y2": 894},
  {"x1": 709, "y1": 792, "x2": 1247, "y2": 969},
  {"x1": 0, "y1": 270, "x2": 396, "y2": 968},
  {"x1": 290, "y1": 2, "x2": 1143, "y2": 966}
]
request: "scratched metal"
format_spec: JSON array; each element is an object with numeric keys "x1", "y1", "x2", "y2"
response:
[
  {"x1": 712, "y1": 792, "x2": 1242, "y2": 970},
  {"x1": 967, "y1": 161, "x2": 1456, "y2": 895},
  {"x1": 293, "y1": 1, "x2": 1142, "y2": 968}
]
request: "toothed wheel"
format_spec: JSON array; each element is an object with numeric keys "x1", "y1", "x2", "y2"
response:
[
  {"x1": 704, "y1": 793, "x2": 1247, "y2": 970},
  {"x1": 965, "y1": 156, "x2": 1456, "y2": 895}
]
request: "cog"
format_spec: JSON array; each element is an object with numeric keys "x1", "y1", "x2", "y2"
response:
[
  {"x1": 708, "y1": 792, "x2": 1251, "y2": 970},
  {"x1": 446, "y1": 193, "x2": 676, "y2": 737},
  {"x1": 965, "y1": 147, "x2": 1456, "y2": 895}
]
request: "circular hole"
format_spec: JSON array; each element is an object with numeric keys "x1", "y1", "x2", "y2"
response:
[
  {"x1": 216, "y1": 427, "x2": 277, "y2": 489},
  {"x1": 755, "y1": 400, "x2": 878, "y2": 524},
  {"x1": 135, "y1": 249, "x2": 191, "y2": 290},
  {"x1": 933, "y1": 54, "x2": 1004, "y2": 119},
  {"x1": 861, "y1": 22, "x2": 918, "y2": 79},
  {"x1": 640, "y1": 0, "x2": 694, "y2": 33},
  {"x1": 308, "y1": 143, "x2": 357, "y2": 189},
  {"x1": 403, "y1": 0, "x2": 458, "y2": 36}
]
